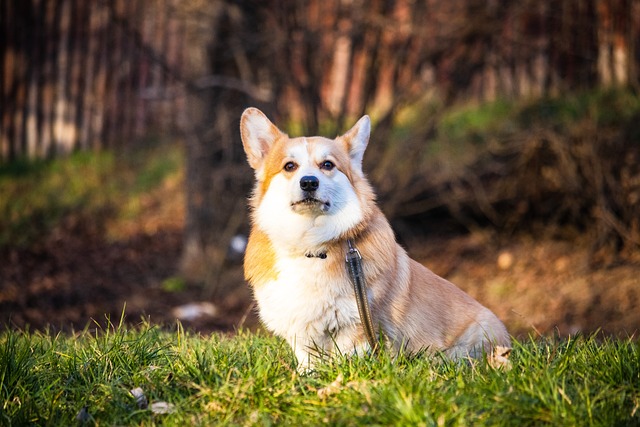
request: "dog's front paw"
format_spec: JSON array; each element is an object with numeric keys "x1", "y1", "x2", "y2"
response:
[{"x1": 294, "y1": 349, "x2": 318, "y2": 375}]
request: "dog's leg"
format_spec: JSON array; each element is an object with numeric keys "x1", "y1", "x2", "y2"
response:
[{"x1": 289, "y1": 336, "x2": 326, "y2": 374}]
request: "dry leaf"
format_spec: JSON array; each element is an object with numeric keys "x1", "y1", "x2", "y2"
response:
[
  {"x1": 317, "y1": 373, "x2": 344, "y2": 399},
  {"x1": 150, "y1": 401, "x2": 176, "y2": 414}
]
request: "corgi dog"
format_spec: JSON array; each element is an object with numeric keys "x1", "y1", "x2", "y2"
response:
[{"x1": 240, "y1": 107, "x2": 510, "y2": 370}]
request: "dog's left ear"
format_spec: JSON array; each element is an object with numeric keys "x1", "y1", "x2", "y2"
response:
[
  {"x1": 240, "y1": 108, "x2": 284, "y2": 170},
  {"x1": 341, "y1": 115, "x2": 370, "y2": 174}
]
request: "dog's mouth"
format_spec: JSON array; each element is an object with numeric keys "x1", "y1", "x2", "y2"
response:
[{"x1": 291, "y1": 197, "x2": 331, "y2": 213}]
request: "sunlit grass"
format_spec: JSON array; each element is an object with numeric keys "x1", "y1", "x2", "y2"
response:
[
  {"x1": 0, "y1": 142, "x2": 183, "y2": 249},
  {"x1": 1, "y1": 322, "x2": 638, "y2": 426},
  {"x1": 517, "y1": 88, "x2": 640, "y2": 128},
  {"x1": 439, "y1": 99, "x2": 513, "y2": 142}
]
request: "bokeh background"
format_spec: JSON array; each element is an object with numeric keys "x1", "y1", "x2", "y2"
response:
[{"x1": 1, "y1": 0, "x2": 639, "y2": 339}]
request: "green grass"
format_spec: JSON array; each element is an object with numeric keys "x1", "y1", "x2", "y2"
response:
[
  {"x1": 516, "y1": 88, "x2": 640, "y2": 129},
  {"x1": 0, "y1": 142, "x2": 182, "y2": 249},
  {"x1": 439, "y1": 99, "x2": 513, "y2": 143},
  {"x1": 0, "y1": 151, "x2": 116, "y2": 247},
  {"x1": 435, "y1": 88, "x2": 640, "y2": 140},
  {"x1": 1, "y1": 321, "x2": 638, "y2": 426}
]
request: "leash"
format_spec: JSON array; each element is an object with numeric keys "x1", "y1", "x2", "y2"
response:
[{"x1": 345, "y1": 239, "x2": 379, "y2": 353}]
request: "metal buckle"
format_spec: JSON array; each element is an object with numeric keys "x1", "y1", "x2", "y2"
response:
[{"x1": 346, "y1": 238, "x2": 361, "y2": 261}]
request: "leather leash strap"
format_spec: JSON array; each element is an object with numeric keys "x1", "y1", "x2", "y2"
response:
[{"x1": 345, "y1": 239, "x2": 379, "y2": 353}]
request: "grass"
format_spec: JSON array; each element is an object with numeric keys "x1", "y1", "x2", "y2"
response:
[
  {"x1": 435, "y1": 87, "x2": 640, "y2": 139},
  {"x1": 398, "y1": 88, "x2": 640, "y2": 162},
  {"x1": 0, "y1": 141, "x2": 183, "y2": 249},
  {"x1": 0, "y1": 151, "x2": 116, "y2": 248},
  {"x1": 439, "y1": 99, "x2": 513, "y2": 143},
  {"x1": 1, "y1": 319, "x2": 638, "y2": 426}
]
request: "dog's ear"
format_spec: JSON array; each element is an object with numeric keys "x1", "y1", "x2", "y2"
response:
[
  {"x1": 240, "y1": 108, "x2": 284, "y2": 170},
  {"x1": 341, "y1": 115, "x2": 370, "y2": 174}
]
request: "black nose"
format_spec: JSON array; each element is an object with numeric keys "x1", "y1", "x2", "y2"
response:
[{"x1": 300, "y1": 175, "x2": 319, "y2": 192}]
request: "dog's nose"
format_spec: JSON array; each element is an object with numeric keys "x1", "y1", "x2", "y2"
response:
[{"x1": 300, "y1": 175, "x2": 319, "y2": 192}]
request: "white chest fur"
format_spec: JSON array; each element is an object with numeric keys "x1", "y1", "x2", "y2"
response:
[{"x1": 253, "y1": 254, "x2": 362, "y2": 359}]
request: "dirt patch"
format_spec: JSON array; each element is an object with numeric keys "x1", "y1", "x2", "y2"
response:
[
  {"x1": 0, "y1": 216, "x2": 256, "y2": 334},
  {"x1": 1, "y1": 215, "x2": 638, "y2": 339}
]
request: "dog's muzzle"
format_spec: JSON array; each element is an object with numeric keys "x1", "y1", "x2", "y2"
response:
[{"x1": 292, "y1": 175, "x2": 330, "y2": 212}]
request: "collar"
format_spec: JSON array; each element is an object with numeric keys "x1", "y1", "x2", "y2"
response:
[{"x1": 304, "y1": 251, "x2": 327, "y2": 259}]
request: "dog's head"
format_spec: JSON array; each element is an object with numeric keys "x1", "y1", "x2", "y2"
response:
[{"x1": 240, "y1": 108, "x2": 373, "y2": 248}]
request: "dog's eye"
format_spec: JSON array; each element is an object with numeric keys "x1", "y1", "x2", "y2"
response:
[
  {"x1": 284, "y1": 162, "x2": 297, "y2": 172},
  {"x1": 320, "y1": 160, "x2": 335, "y2": 171}
]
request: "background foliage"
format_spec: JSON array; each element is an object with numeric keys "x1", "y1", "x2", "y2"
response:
[{"x1": 1, "y1": 1, "x2": 639, "y2": 333}]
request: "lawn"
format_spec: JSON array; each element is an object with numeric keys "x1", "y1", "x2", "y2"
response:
[{"x1": 1, "y1": 320, "x2": 638, "y2": 426}]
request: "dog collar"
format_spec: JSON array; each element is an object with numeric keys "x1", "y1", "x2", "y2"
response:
[{"x1": 304, "y1": 252, "x2": 327, "y2": 259}]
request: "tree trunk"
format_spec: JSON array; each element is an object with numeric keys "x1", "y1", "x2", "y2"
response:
[{"x1": 179, "y1": 1, "x2": 267, "y2": 295}]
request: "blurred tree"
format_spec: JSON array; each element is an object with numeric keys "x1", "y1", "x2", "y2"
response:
[
  {"x1": 2, "y1": 0, "x2": 637, "y2": 162},
  {"x1": 177, "y1": 1, "x2": 277, "y2": 293},
  {"x1": 596, "y1": 0, "x2": 637, "y2": 86}
]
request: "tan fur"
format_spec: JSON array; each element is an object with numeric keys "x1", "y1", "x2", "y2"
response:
[
  {"x1": 240, "y1": 108, "x2": 510, "y2": 368},
  {"x1": 244, "y1": 229, "x2": 278, "y2": 286}
]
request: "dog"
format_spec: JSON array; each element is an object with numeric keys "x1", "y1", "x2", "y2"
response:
[{"x1": 240, "y1": 107, "x2": 510, "y2": 370}]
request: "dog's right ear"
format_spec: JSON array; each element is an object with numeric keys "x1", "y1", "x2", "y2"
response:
[
  {"x1": 340, "y1": 115, "x2": 370, "y2": 176},
  {"x1": 240, "y1": 108, "x2": 283, "y2": 170}
]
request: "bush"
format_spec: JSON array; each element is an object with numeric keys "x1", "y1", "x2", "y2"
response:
[{"x1": 379, "y1": 89, "x2": 640, "y2": 259}]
